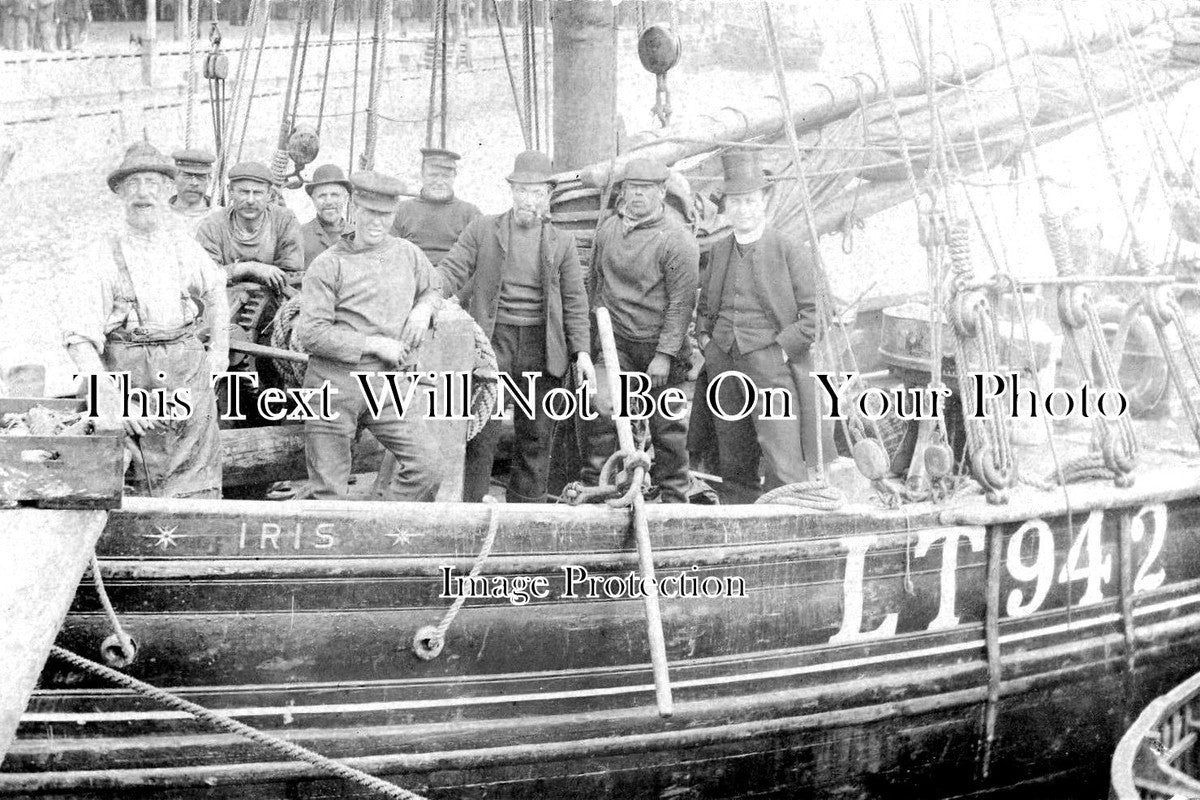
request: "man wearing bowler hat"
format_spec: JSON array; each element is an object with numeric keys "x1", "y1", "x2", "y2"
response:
[
  {"x1": 437, "y1": 150, "x2": 594, "y2": 503},
  {"x1": 297, "y1": 171, "x2": 443, "y2": 501},
  {"x1": 61, "y1": 142, "x2": 230, "y2": 498},
  {"x1": 391, "y1": 147, "x2": 481, "y2": 266},
  {"x1": 696, "y1": 149, "x2": 826, "y2": 502},
  {"x1": 195, "y1": 160, "x2": 305, "y2": 292},
  {"x1": 582, "y1": 157, "x2": 699, "y2": 503},
  {"x1": 301, "y1": 164, "x2": 352, "y2": 268},
  {"x1": 169, "y1": 148, "x2": 216, "y2": 234}
]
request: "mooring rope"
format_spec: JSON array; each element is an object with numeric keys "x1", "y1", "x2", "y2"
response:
[
  {"x1": 412, "y1": 499, "x2": 500, "y2": 660},
  {"x1": 49, "y1": 645, "x2": 429, "y2": 799},
  {"x1": 89, "y1": 553, "x2": 135, "y2": 665}
]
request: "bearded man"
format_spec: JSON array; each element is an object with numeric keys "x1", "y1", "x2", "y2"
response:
[
  {"x1": 437, "y1": 151, "x2": 594, "y2": 503},
  {"x1": 62, "y1": 142, "x2": 230, "y2": 498},
  {"x1": 390, "y1": 147, "x2": 480, "y2": 266},
  {"x1": 300, "y1": 164, "x2": 352, "y2": 268}
]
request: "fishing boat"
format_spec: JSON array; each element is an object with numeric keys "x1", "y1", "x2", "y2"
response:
[
  {"x1": 1111, "y1": 668, "x2": 1200, "y2": 800},
  {"x1": 6, "y1": 1, "x2": 1200, "y2": 798}
]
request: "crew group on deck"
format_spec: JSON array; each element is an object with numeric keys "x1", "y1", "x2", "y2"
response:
[{"x1": 63, "y1": 140, "x2": 827, "y2": 505}]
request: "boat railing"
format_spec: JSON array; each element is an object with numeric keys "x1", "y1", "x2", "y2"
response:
[{"x1": 1111, "y1": 670, "x2": 1200, "y2": 799}]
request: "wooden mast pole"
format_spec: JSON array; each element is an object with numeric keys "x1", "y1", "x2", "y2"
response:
[{"x1": 551, "y1": 0, "x2": 617, "y2": 169}]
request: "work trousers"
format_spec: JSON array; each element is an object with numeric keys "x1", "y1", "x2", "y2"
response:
[
  {"x1": 303, "y1": 357, "x2": 440, "y2": 501},
  {"x1": 104, "y1": 326, "x2": 223, "y2": 499},
  {"x1": 583, "y1": 334, "x2": 691, "y2": 503},
  {"x1": 463, "y1": 323, "x2": 557, "y2": 503},
  {"x1": 703, "y1": 340, "x2": 811, "y2": 502}
]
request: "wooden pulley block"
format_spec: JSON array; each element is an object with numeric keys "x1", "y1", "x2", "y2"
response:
[
  {"x1": 923, "y1": 442, "x2": 954, "y2": 480},
  {"x1": 287, "y1": 123, "x2": 320, "y2": 170},
  {"x1": 852, "y1": 439, "x2": 890, "y2": 482},
  {"x1": 637, "y1": 23, "x2": 682, "y2": 76},
  {"x1": 204, "y1": 24, "x2": 227, "y2": 81}
]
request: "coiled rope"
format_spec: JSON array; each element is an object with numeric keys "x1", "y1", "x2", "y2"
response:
[
  {"x1": 49, "y1": 644, "x2": 428, "y2": 799},
  {"x1": 755, "y1": 481, "x2": 845, "y2": 511},
  {"x1": 412, "y1": 499, "x2": 500, "y2": 660}
]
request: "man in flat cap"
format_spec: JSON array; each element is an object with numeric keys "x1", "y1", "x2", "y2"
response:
[
  {"x1": 297, "y1": 170, "x2": 443, "y2": 501},
  {"x1": 195, "y1": 160, "x2": 305, "y2": 292},
  {"x1": 582, "y1": 157, "x2": 700, "y2": 503},
  {"x1": 391, "y1": 147, "x2": 480, "y2": 266},
  {"x1": 696, "y1": 150, "x2": 826, "y2": 501},
  {"x1": 437, "y1": 151, "x2": 594, "y2": 503},
  {"x1": 61, "y1": 142, "x2": 230, "y2": 498},
  {"x1": 169, "y1": 148, "x2": 216, "y2": 235},
  {"x1": 301, "y1": 164, "x2": 352, "y2": 268}
]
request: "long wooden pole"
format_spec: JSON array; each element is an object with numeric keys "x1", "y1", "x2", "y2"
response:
[
  {"x1": 595, "y1": 308, "x2": 673, "y2": 718},
  {"x1": 586, "y1": 0, "x2": 1189, "y2": 179}
]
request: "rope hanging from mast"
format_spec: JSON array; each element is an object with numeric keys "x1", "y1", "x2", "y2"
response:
[
  {"x1": 987, "y1": 0, "x2": 1137, "y2": 487},
  {"x1": 184, "y1": 0, "x2": 197, "y2": 148},
  {"x1": 492, "y1": 0, "x2": 529, "y2": 148},
  {"x1": 361, "y1": 0, "x2": 394, "y2": 169},
  {"x1": 348, "y1": 0, "x2": 365, "y2": 175},
  {"x1": 315, "y1": 0, "x2": 339, "y2": 136}
]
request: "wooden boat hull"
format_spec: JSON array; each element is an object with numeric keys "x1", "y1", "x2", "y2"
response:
[{"x1": 5, "y1": 469, "x2": 1200, "y2": 798}]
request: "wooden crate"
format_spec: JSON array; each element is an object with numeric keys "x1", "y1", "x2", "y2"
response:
[{"x1": 0, "y1": 398, "x2": 124, "y2": 509}]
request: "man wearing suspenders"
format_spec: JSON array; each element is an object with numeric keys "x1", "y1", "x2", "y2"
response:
[{"x1": 63, "y1": 142, "x2": 230, "y2": 498}]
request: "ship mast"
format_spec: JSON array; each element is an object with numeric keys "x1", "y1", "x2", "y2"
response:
[{"x1": 551, "y1": 1, "x2": 619, "y2": 170}]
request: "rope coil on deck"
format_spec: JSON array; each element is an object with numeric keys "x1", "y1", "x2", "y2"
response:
[{"x1": 754, "y1": 481, "x2": 844, "y2": 511}]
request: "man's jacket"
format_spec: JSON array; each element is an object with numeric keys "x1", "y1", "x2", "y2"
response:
[{"x1": 437, "y1": 211, "x2": 590, "y2": 379}]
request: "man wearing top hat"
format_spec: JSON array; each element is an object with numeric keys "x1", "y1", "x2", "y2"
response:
[
  {"x1": 391, "y1": 147, "x2": 481, "y2": 266},
  {"x1": 696, "y1": 150, "x2": 825, "y2": 502},
  {"x1": 297, "y1": 170, "x2": 443, "y2": 501},
  {"x1": 582, "y1": 157, "x2": 700, "y2": 503},
  {"x1": 195, "y1": 160, "x2": 305, "y2": 292},
  {"x1": 61, "y1": 142, "x2": 230, "y2": 498},
  {"x1": 436, "y1": 151, "x2": 594, "y2": 503},
  {"x1": 300, "y1": 164, "x2": 352, "y2": 268},
  {"x1": 169, "y1": 148, "x2": 216, "y2": 234}
]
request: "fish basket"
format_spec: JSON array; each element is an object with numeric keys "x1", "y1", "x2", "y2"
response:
[{"x1": 0, "y1": 398, "x2": 124, "y2": 509}]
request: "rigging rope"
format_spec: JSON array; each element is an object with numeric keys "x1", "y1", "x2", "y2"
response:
[
  {"x1": 233, "y1": 0, "x2": 271, "y2": 166},
  {"x1": 361, "y1": 0, "x2": 394, "y2": 169},
  {"x1": 348, "y1": 0, "x2": 365, "y2": 175},
  {"x1": 492, "y1": 0, "x2": 529, "y2": 147},
  {"x1": 315, "y1": 0, "x2": 338, "y2": 135},
  {"x1": 184, "y1": 0, "x2": 197, "y2": 148},
  {"x1": 987, "y1": 0, "x2": 1136, "y2": 487}
]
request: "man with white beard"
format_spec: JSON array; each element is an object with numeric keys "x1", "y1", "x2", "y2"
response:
[{"x1": 62, "y1": 141, "x2": 230, "y2": 498}]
